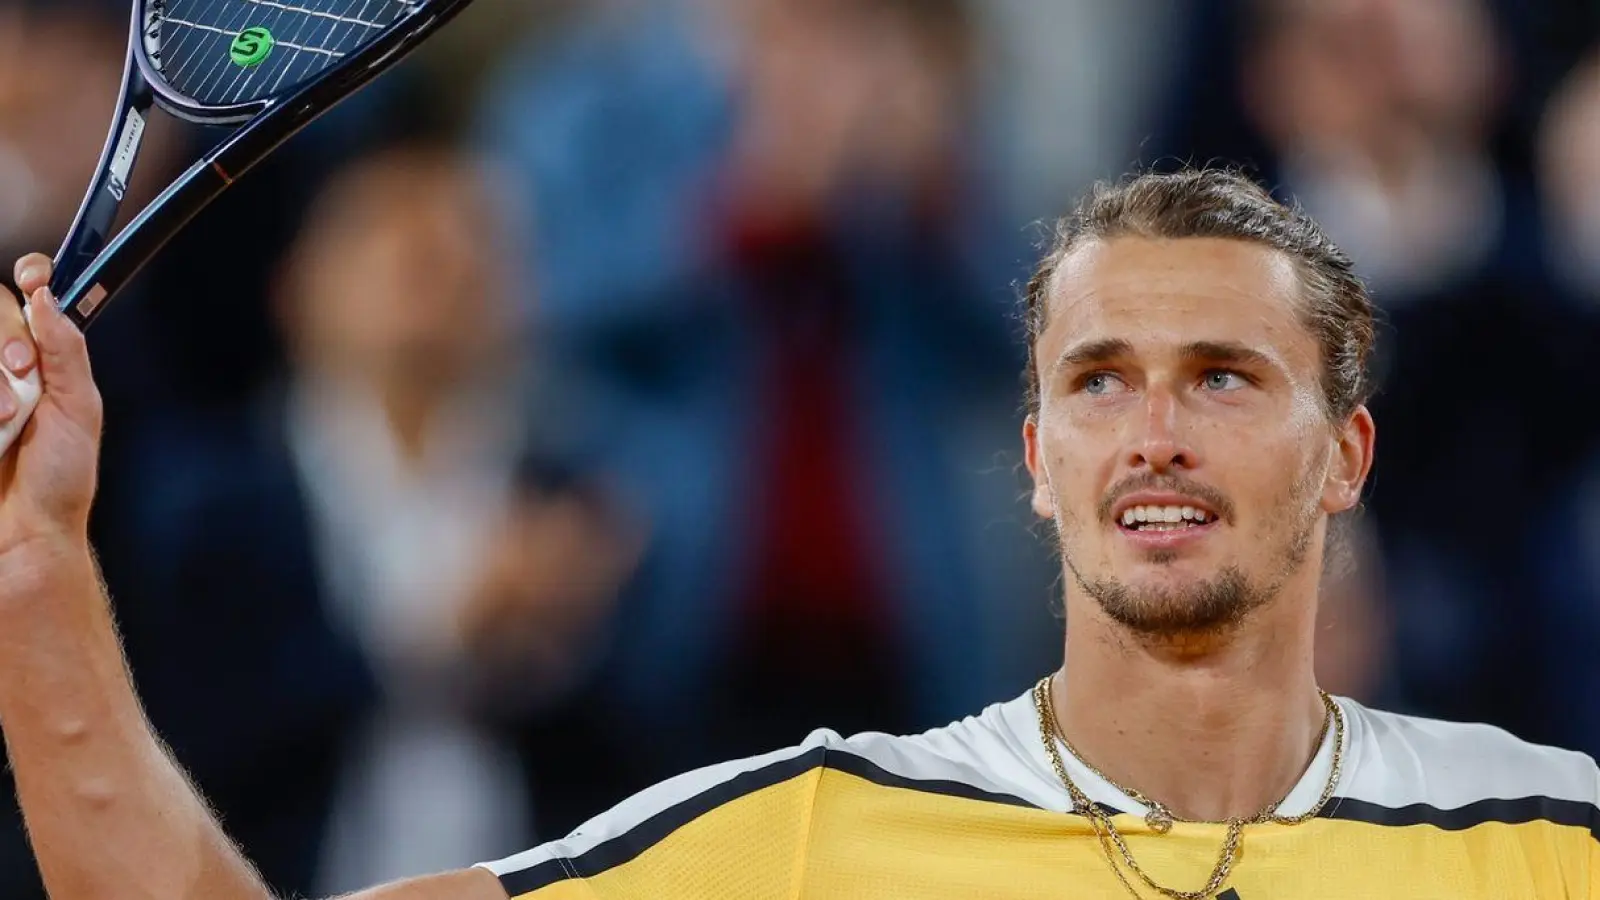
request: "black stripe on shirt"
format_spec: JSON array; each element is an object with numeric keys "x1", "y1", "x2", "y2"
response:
[
  {"x1": 497, "y1": 743, "x2": 1042, "y2": 895},
  {"x1": 500, "y1": 746, "x2": 1600, "y2": 895},
  {"x1": 1324, "y1": 794, "x2": 1600, "y2": 840}
]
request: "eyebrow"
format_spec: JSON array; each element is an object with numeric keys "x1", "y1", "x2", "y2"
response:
[
  {"x1": 1050, "y1": 338, "x2": 1134, "y2": 376},
  {"x1": 1049, "y1": 338, "x2": 1278, "y2": 377},
  {"x1": 1177, "y1": 340, "x2": 1277, "y2": 371}
]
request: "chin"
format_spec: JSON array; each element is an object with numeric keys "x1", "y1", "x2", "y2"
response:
[
  {"x1": 1121, "y1": 549, "x2": 1228, "y2": 580},
  {"x1": 1076, "y1": 562, "x2": 1265, "y2": 637}
]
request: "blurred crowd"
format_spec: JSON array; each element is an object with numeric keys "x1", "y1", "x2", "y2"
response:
[{"x1": 2, "y1": 0, "x2": 1600, "y2": 896}]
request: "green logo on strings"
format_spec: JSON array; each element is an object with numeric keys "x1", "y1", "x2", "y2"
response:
[{"x1": 230, "y1": 26, "x2": 275, "y2": 67}]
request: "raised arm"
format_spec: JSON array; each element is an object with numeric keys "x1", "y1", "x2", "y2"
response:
[
  {"x1": 341, "y1": 870, "x2": 507, "y2": 900},
  {"x1": 0, "y1": 256, "x2": 508, "y2": 900}
]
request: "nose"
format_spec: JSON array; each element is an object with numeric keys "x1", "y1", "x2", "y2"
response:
[{"x1": 1127, "y1": 385, "x2": 1195, "y2": 473}]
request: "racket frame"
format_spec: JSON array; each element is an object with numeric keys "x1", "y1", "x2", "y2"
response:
[{"x1": 50, "y1": 0, "x2": 475, "y2": 329}]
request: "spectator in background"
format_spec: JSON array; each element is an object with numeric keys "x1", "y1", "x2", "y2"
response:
[
  {"x1": 1240, "y1": 0, "x2": 1506, "y2": 300},
  {"x1": 278, "y1": 144, "x2": 641, "y2": 895},
  {"x1": 475, "y1": 0, "x2": 1058, "y2": 805},
  {"x1": 102, "y1": 143, "x2": 642, "y2": 899}
]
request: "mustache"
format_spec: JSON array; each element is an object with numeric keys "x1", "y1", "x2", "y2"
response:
[{"x1": 1097, "y1": 472, "x2": 1235, "y2": 524}]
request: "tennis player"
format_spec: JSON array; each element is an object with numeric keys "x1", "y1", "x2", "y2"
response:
[{"x1": 0, "y1": 168, "x2": 1596, "y2": 899}]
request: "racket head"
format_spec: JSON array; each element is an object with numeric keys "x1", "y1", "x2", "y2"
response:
[{"x1": 135, "y1": 0, "x2": 425, "y2": 124}]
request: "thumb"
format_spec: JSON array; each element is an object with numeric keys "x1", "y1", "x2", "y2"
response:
[{"x1": 26, "y1": 287, "x2": 100, "y2": 428}]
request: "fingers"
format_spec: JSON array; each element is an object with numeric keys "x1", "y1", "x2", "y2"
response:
[
  {"x1": 0, "y1": 286, "x2": 16, "y2": 428},
  {"x1": 24, "y1": 285, "x2": 98, "y2": 428},
  {"x1": 2, "y1": 253, "x2": 102, "y2": 443},
  {"x1": 0, "y1": 293, "x2": 36, "y2": 377},
  {"x1": 13, "y1": 254, "x2": 52, "y2": 298},
  {"x1": 0, "y1": 286, "x2": 36, "y2": 426},
  {"x1": 0, "y1": 270, "x2": 38, "y2": 431}
]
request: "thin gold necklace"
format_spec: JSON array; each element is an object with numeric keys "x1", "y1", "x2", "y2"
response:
[{"x1": 1033, "y1": 675, "x2": 1345, "y2": 900}]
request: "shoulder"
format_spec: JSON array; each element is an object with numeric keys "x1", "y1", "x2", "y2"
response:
[
  {"x1": 479, "y1": 732, "x2": 834, "y2": 894},
  {"x1": 1337, "y1": 698, "x2": 1600, "y2": 832},
  {"x1": 825, "y1": 692, "x2": 1060, "y2": 808},
  {"x1": 480, "y1": 692, "x2": 1056, "y2": 894}
]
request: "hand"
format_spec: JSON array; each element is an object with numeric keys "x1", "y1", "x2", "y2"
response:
[
  {"x1": 456, "y1": 491, "x2": 644, "y2": 688},
  {"x1": 0, "y1": 255, "x2": 104, "y2": 556}
]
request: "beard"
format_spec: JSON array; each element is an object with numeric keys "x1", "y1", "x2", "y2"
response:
[
  {"x1": 1072, "y1": 563, "x2": 1267, "y2": 637},
  {"x1": 1060, "y1": 475, "x2": 1322, "y2": 639}
]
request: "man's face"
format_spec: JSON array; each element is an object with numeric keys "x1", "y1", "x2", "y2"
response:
[
  {"x1": 1023, "y1": 237, "x2": 1371, "y2": 638},
  {"x1": 295, "y1": 165, "x2": 511, "y2": 386}
]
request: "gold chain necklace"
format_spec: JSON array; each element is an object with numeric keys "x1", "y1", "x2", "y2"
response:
[
  {"x1": 1053, "y1": 688, "x2": 1336, "y2": 834},
  {"x1": 1032, "y1": 675, "x2": 1345, "y2": 900}
]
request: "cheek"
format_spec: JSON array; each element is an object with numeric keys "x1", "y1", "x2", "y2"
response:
[
  {"x1": 1243, "y1": 442, "x2": 1327, "y2": 528},
  {"x1": 1038, "y1": 431, "x2": 1115, "y2": 526}
]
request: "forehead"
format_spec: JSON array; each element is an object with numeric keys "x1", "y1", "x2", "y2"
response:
[{"x1": 1040, "y1": 236, "x2": 1316, "y2": 369}]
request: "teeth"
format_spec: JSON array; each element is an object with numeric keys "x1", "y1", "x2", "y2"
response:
[{"x1": 1119, "y1": 504, "x2": 1214, "y2": 528}]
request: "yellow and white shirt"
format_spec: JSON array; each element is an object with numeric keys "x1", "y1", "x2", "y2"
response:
[{"x1": 480, "y1": 689, "x2": 1600, "y2": 898}]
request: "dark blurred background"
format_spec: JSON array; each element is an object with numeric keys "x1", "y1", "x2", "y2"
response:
[{"x1": 3, "y1": 0, "x2": 1600, "y2": 895}]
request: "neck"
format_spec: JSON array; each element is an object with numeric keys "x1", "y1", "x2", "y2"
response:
[
  {"x1": 306, "y1": 363, "x2": 460, "y2": 468},
  {"x1": 380, "y1": 379, "x2": 444, "y2": 466},
  {"x1": 1053, "y1": 583, "x2": 1327, "y2": 822}
]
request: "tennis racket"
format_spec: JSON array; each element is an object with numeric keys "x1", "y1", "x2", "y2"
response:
[{"x1": 0, "y1": 0, "x2": 478, "y2": 455}]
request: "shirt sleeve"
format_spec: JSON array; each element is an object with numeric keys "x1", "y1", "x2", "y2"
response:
[{"x1": 479, "y1": 732, "x2": 832, "y2": 900}]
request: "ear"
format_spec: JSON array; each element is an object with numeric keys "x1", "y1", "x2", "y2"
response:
[
  {"x1": 1023, "y1": 416, "x2": 1055, "y2": 519},
  {"x1": 1322, "y1": 405, "x2": 1375, "y2": 514}
]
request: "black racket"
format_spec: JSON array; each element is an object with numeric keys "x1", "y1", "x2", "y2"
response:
[
  {"x1": 49, "y1": 0, "x2": 478, "y2": 329},
  {"x1": 0, "y1": 0, "x2": 475, "y2": 453}
]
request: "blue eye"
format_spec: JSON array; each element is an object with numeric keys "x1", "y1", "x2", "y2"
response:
[
  {"x1": 1083, "y1": 373, "x2": 1125, "y2": 395},
  {"x1": 1202, "y1": 370, "x2": 1248, "y2": 391}
]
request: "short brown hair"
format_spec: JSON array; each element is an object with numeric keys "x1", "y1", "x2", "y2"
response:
[{"x1": 1022, "y1": 168, "x2": 1376, "y2": 423}]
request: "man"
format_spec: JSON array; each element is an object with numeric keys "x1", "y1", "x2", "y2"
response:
[{"x1": 0, "y1": 168, "x2": 1596, "y2": 898}]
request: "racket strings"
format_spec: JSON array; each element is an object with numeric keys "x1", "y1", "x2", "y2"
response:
[{"x1": 149, "y1": 0, "x2": 414, "y2": 106}]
